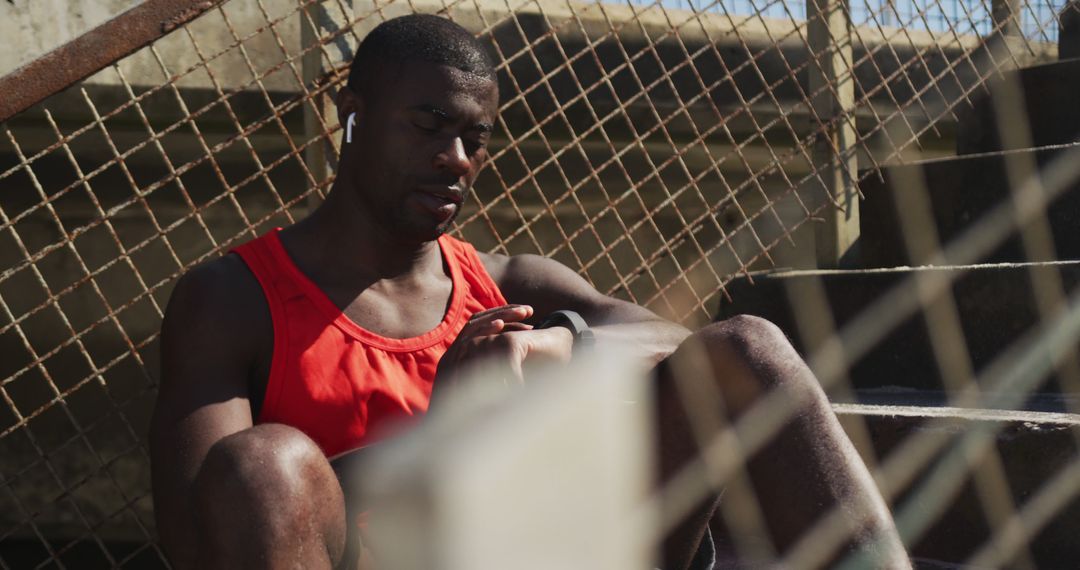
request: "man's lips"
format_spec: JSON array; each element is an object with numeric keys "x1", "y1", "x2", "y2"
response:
[
  {"x1": 412, "y1": 185, "x2": 463, "y2": 222},
  {"x1": 415, "y1": 184, "x2": 464, "y2": 205}
]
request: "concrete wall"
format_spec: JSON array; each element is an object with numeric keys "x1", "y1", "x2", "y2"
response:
[
  {"x1": 1, "y1": 0, "x2": 307, "y2": 86},
  {"x1": 1, "y1": 0, "x2": 141, "y2": 76}
]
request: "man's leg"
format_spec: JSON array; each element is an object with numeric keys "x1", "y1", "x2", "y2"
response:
[
  {"x1": 656, "y1": 315, "x2": 909, "y2": 570},
  {"x1": 192, "y1": 423, "x2": 349, "y2": 569}
]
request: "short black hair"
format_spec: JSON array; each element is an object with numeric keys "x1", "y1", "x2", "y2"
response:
[{"x1": 346, "y1": 14, "x2": 496, "y2": 99}]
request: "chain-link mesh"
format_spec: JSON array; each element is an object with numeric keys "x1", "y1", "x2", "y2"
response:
[{"x1": 1, "y1": 0, "x2": 1077, "y2": 567}]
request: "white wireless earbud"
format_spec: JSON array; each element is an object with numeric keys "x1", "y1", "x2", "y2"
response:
[{"x1": 345, "y1": 112, "x2": 356, "y2": 144}]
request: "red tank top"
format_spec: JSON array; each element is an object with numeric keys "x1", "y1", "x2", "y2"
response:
[{"x1": 232, "y1": 229, "x2": 507, "y2": 457}]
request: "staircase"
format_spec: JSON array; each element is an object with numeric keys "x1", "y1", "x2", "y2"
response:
[{"x1": 716, "y1": 12, "x2": 1080, "y2": 567}]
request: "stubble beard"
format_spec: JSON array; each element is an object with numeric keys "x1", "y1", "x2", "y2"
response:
[{"x1": 384, "y1": 194, "x2": 461, "y2": 244}]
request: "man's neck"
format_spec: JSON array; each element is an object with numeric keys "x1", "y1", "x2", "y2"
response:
[{"x1": 282, "y1": 186, "x2": 444, "y2": 287}]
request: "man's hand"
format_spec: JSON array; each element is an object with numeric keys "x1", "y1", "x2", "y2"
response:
[{"x1": 432, "y1": 304, "x2": 574, "y2": 404}]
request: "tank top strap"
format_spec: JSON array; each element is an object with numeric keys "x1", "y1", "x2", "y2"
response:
[
  {"x1": 439, "y1": 235, "x2": 508, "y2": 307},
  {"x1": 232, "y1": 229, "x2": 305, "y2": 302}
]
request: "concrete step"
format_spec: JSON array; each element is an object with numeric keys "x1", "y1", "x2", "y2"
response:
[
  {"x1": 832, "y1": 404, "x2": 1080, "y2": 567},
  {"x1": 955, "y1": 58, "x2": 1080, "y2": 155},
  {"x1": 857, "y1": 149, "x2": 1080, "y2": 267},
  {"x1": 716, "y1": 262, "x2": 1080, "y2": 408}
]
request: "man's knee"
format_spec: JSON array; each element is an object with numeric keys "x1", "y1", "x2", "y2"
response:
[
  {"x1": 696, "y1": 315, "x2": 793, "y2": 362},
  {"x1": 193, "y1": 424, "x2": 346, "y2": 557},
  {"x1": 674, "y1": 315, "x2": 823, "y2": 412},
  {"x1": 689, "y1": 314, "x2": 799, "y2": 373}
]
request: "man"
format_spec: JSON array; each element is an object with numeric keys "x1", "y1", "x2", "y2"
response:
[{"x1": 150, "y1": 14, "x2": 909, "y2": 570}]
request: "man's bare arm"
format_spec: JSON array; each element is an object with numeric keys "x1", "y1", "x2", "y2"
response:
[
  {"x1": 149, "y1": 255, "x2": 268, "y2": 568},
  {"x1": 480, "y1": 252, "x2": 691, "y2": 366}
]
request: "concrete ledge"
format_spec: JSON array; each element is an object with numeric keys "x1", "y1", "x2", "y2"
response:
[
  {"x1": 717, "y1": 261, "x2": 1080, "y2": 402},
  {"x1": 836, "y1": 404, "x2": 1080, "y2": 566},
  {"x1": 835, "y1": 401, "x2": 1080, "y2": 424}
]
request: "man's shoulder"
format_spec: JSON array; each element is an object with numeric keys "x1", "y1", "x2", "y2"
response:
[
  {"x1": 173, "y1": 253, "x2": 262, "y2": 308},
  {"x1": 474, "y1": 249, "x2": 509, "y2": 281},
  {"x1": 475, "y1": 250, "x2": 603, "y2": 303},
  {"x1": 474, "y1": 250, "x2": 551, "y2": 284},
  {"x1": 164, "y1": 252, "x2": 270, "y2": 343}
]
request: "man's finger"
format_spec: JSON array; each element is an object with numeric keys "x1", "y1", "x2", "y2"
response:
[
  {"x1": 468, "y1": 304, "x2": 533, "y2": 322},
  {"x1": 464, "y1": 316, "x2": 531, "y2": 338},
  {"x1": 460, "y1": 305, "x2": 533, "y2": 337},
  {"x1": 473, "y1": 318, "x2": 507, "y2": 337},
  {"x1": 461, "y1": 316, "x2": 503, "y2": 338}
]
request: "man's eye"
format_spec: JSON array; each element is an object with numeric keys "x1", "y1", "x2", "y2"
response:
[
  {"x1": 464, "y1": 139, "x2": 487, "y2": 155},
  {"x1": 414, "y1": 122, "x2": 439, "y2": 133}
]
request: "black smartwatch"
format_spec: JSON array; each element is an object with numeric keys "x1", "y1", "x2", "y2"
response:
[{"x1": 537, "y1": 310, "x2": 595, "y2": 351}]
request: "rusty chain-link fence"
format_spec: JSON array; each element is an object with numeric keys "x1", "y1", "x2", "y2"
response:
[{"x1": 1, "y1": 0, "x2": 1078, "y2": 567}]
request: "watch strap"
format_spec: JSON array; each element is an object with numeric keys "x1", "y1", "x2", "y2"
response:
[{"x1": 537, "y1": 310, "x2": 595, "y2": 349}]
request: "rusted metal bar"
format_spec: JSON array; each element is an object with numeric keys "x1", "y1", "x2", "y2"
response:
[{"x1": 0, "y1": 0, "x2": 227, "y2": 123}]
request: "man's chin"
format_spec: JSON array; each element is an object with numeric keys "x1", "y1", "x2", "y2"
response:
[
  {"x1": 394, "y1": 222, "x2": 450, "y2": 245},
  {"x1": 387, "y1": 209, "x2": 459, "y2": 244},
  {"x1": 428, "y1": 212, "x2": 459, "y2": 240}
]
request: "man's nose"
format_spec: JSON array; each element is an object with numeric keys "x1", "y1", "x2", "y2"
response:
[{"x1": 434, "y1": 137, "x2": 471, "y2": 178}]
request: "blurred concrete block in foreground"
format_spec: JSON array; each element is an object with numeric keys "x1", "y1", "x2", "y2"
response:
[{"x1": 364, "y1": 349, "x2": 656, "y2": 570}]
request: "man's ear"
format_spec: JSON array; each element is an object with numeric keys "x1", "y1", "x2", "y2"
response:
[{"x1": 335, "y1": 86, "x2": 363, "y2": 129}]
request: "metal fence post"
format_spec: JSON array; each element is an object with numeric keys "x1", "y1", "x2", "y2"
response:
[
  {"x1": 807, "y1": 0, "x2": 859, "y2": 268},
  {"x1": 302, "y1": 0, "x2": 357, "y2": 207}
]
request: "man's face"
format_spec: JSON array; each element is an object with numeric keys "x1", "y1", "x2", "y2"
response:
[{"x1": 344, "y1": 60, "x2": 499, "y2": 243}]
